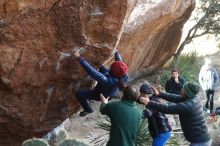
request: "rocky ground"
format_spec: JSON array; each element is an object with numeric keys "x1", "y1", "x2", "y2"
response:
[{"x1": 48, "y1": 51, "x2": 220, "y2": 146}]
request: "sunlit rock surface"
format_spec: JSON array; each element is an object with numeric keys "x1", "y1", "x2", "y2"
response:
[
  {"x1": 118, "y1": 0, "x2": 196, "y2": 79},
  {"x1": 0, "y1": 0, "x2": 195, "y2": 145}
]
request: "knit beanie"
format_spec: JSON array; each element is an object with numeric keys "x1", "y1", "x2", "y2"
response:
[
  {"x1": 182, "y1": 82, "x2": 200, "y2": 97},
  {"x1": 139, "y1": 83, "x2": 153, "y2": 94},
  {"x1": 110, "y1": 61, "x2": 127, "y2": 78}
]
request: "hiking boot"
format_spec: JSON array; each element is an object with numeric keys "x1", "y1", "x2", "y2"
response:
[{"x1": 79, "y1": 110, "x2": 93, "y2": 116}]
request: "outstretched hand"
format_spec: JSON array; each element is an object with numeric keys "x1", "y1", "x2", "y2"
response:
[
  {"x1": 100, "y1": 94, "x2": 109, "y2": 104},
  {"x1": 151, "y1": 86, "x2": 159, "y2": 96},
  {"x1": 139, "y1": 96, "x2": 150, "y2": 105}
]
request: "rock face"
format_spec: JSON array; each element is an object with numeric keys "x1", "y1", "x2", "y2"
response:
[
  {"x1": 117, "y1": 0, "x2": 196, "y2": 79},
  {"x1": 0, "y1": 0, "x2": 195, "y2": 145}
]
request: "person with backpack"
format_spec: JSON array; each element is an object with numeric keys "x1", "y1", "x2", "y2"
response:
[
  {"x1": 138, "y1": 82, "x2": 172, "y2": 146},
  {"x1": 100, "y1": 85, "x2": 142, "y2": 146},
  {"x1": 73, "y1": 49, "x2": 128, "y2": 116},
  {"x1": 139, "y1": 82, "x2": 212, "y2": 146}
]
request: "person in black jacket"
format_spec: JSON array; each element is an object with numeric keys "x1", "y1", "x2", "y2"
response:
[
  {"x1": 165, "y1": 68, "x2": 185, "y2": 126},
  {"x1": 138, "y1": 82, "x2": 171, "y2": 146},
  {"x1": 139, "y1": 82, "x2": 212, "y2": 146},
  {"x1": 165, "y1": 68, "x2": 185, "y2": 95}
]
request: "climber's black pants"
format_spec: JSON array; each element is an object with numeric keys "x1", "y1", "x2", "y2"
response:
[{"x1": 75, "y1": 89, "x2": 100, "y2": 112}]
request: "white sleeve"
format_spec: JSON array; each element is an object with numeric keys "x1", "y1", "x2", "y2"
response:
[{"x1": 199, "y1": 66, "x2": 206, "y2": 90}]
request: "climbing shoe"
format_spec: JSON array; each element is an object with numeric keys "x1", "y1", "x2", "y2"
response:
[{"x1": 79, "y1": 110, "x2": 93, "y2": 116}]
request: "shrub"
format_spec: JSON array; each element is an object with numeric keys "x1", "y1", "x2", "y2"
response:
[{"x1": 22, "y1": 138, "x2": 49, "y2": 146}]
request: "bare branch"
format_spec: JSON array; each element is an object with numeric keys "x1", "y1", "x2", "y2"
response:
[{"x1": 173, "y1": 0, "x2": 220, "y2": 63}]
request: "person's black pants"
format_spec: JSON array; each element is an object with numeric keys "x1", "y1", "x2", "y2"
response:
[
  {"x1": 205, "y1": 89, "x2": 215, "y2": 111},
  {"x1": 75, "y1": 89, "x2": 100, "y2": 112}
]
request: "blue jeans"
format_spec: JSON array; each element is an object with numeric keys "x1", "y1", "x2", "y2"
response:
[
  {"x1": 190, "y1": 139, "x2": 212, "y2": 146},
  {"x1": 152, "y1": 131, "x2": 171, "y2": 146}
]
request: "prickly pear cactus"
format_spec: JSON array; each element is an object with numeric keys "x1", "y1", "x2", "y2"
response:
[
  {"x1": 22, "y1": 138, "x2": 49, "y2": 146},
  {"x1": 55, "y1": 129, "x2": 68, "y2": 145},
  {"x1": 59, "y1": 139, "x2": 90, "y2": 146}
]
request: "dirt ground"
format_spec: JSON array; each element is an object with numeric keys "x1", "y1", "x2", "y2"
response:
[{"x1": 52, "y1": 51, "x2": 220, "y2": 146}]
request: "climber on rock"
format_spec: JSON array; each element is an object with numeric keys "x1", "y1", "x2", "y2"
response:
[{"x1": 73, "y1": 48, "x2": 129, "y2": 116}]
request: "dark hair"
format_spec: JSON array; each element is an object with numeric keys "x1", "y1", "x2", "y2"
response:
[
  {"x1": 122, "y1": 85, "x2": 139, "y2": 101},
  {"x1": 110, "y1": 70, "x2": 127, "y2": 91},
  {"x1": 139, "y1": 83, "x2": 153, "y2": 94},
  {"x1": 118, "y1": 79, "x2": 127, "y2": 91},
  {"x1": 171, "y1": 68, "x2": 179, "y2": 73}
]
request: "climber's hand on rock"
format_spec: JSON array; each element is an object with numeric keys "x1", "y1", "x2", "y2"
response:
[
  {"x1": 112, "y1": 48, "x2": 117, "y2": 54},
  {"x1": 74, "y1": 51, "x2": 80, "y2": 58}
]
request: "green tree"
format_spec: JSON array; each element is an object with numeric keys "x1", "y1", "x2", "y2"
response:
[{"x1": 173, "y1": 0, "x2": 220, "y2": 65}]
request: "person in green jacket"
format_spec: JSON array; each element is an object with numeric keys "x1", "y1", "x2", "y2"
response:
[{"x1": 100, "y1": 85, "x2": 142, "y2": 146}]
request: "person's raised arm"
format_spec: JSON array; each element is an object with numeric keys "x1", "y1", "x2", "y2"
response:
[
  {"x1": 176, "y1": 76, "x2": 185, "y2": 89},
  {"x1": 151, "y1": 86, "x2": 184, "y2": 103},
  {"x1": 139, "y1": 96, "x2": 189, "y2": 114},
  {"x1": 73, "y1": 51, "x2": 110, "y2": 85},
  {"x1": 113, "y1": 48, "x2": 122, "y2": 61},
  {"x1": 147, "y1": 101, "x2": 189, "y2": 114},
  {"x1": 99, "y1": 65, "x2": 109, "y2": 74},
  {"x1": 158, "y1": 93, "x2": 185, "y2": 103}
]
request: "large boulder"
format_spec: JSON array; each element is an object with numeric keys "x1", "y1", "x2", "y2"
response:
[
  {"x1": 116, "y1": 0, "x2": 196, "y2": 79},
  {"x1": 0, "y1": 0, "x2": 195, "y2": 145}
]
